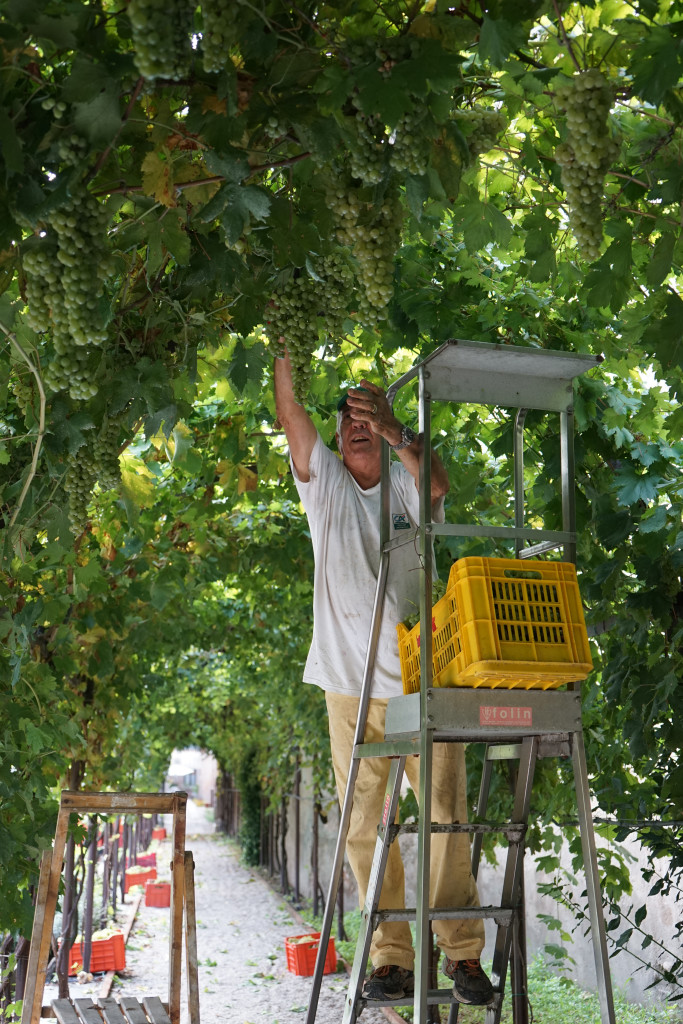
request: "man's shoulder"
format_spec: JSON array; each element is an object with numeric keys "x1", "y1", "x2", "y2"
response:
[{"x1": 299, "y1": 432, "x2": 345, "y2": 487}]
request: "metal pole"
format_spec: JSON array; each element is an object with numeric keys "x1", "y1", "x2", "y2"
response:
[
  {"x1": 415, "y1": 367, "x2": 433, "y2": 1023},
  {"x1": 560, "y1": 406, "x2": 576, "y2": 563},
  {"x1": 513, "y1": 409, "x2": 528, "y2": 557},
  {"x1": 306, "y1": 508, "x2": 392, "y2": 1023},
  {"x1": 572, "y1": 730, "x2": 616, "y2": 1024}
]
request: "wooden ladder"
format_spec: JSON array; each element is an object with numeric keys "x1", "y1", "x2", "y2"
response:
[{"x1": 21, "y1": 791, "x2": 200, "y2": 1024}]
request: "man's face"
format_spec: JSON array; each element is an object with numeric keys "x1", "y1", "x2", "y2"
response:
[{"x1": 337, "y1": 404, "x2": 382, "y2": 475}]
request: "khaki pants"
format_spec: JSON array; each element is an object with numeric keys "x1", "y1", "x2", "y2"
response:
[{"x1": 326, "y1": 692, "x2": 485, "y2": 970}]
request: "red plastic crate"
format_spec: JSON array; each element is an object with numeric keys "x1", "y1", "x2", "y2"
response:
[
  {"x1": 152, "y1": 826, "x2": 167, "y2": 841},
  {"x1": 68, "y1": 932, "x2": 126, "y2": 975},
  {"x1": 145, "y1": 880, "x2": 171, "y2": 907},
  {"x1": 285, "y1": 933, "x2": 336, "y2": 977},
  {"x1": 136, "y1": 852, "x2": 157, "y2": 868},
  {"x1": 124, "y1": 866, "x2": 157, "y2": 893}
]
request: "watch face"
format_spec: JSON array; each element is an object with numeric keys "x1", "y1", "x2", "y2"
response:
[{"x1": 403, "y1": 426, "x2": 416, "y2": 445}]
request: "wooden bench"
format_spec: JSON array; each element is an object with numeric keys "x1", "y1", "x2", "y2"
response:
[{"x1": 21, "y1": 792, "x2": 199, "y2": 1024}]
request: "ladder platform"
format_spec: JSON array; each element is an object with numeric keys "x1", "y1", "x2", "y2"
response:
[
  {"x1": 384, "y1": 687, "x2": 582, "y2": 742},
  {"x1": 50, "y1": 997, "x2": 171, "y2": 1024}
]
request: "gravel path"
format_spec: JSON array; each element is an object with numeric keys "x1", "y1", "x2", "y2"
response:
[{"x1": 46, "y1": 799, "x2": 388, "y2": 1024}]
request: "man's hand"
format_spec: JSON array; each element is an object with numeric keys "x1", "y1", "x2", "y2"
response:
[{"x1": 346, "y1": 379, "x2": 403, "y2": 448}]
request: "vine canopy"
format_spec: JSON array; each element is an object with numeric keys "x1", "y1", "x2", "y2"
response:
[{"x1": 0, "y1": 0, "x2": 682, "y2": 957}]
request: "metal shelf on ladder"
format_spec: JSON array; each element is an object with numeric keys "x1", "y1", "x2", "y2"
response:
[
  {"x1": 21, "y1": 791, "x2": 200, "y2": 1024},
  {"x1": 305, "y1": 339, "x2": 616, "y2": 1024}
]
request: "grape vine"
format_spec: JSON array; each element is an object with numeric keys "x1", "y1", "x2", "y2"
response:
[{"x1": 554, "y1": 69, "x2": 620, "y2": 262}]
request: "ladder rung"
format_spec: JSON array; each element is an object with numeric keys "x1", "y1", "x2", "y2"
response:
[
  {"x1": 362, "y1": 986, "x2": 502, "y2": 1008},
  {"x1": 375, "y1": 904, "x2": 515, "y2": 925},
  {"x1": 390, "y1": 822, "x2": 525, "y2": 839}
]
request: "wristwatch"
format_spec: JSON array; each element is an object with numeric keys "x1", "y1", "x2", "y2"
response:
[{"x1": 391, "y1": 423, "x2": 417, "y2": 451}]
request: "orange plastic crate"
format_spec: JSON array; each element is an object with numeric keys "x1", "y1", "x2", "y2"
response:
[
  {"x1": 397, "y1": 557, "x2": 593, "y2": 693},
  {"x1": 124, "y1": 865, "x2": 157, "y2": 893},
  {"x1": 152, "y1": 826, "x2": 166, "y2": 841},
  {"x1": 285, "y1": 933, "x2": 336, "y2": 977},
  {"x1": 145, "y1": 880, "x2": 171, "y2": 907},
  {"x1": 68, "y1": 931, "x2": 126, "y2": 975},
  {"x1": 137, "y1": 852, "x2": 157, "y2": 868}
]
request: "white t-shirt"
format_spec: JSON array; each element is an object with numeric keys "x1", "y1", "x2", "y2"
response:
[{"x1": 293, "y1": 433, "x2": 444, "y2": 698}]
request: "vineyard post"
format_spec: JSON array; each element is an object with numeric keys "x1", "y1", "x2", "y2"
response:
[{"x1": 81, "y1": 820, "x2": 97, "y2": 975}]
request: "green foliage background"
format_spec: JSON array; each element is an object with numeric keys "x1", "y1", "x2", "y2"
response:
[{"x1": 0, "y1": 0, "x2": 681, "y2": 986}]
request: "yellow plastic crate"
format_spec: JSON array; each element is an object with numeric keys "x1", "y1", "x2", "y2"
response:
[{"x1": 396, "y1": 557, "x2": 593, "y2": 693}]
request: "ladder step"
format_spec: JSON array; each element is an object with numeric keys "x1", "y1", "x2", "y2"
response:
[
  {"x1": 362, "y1": 987, "x2": 502, "y2": 1008},
  {"x1": 391, "y1": 822, "x2": 525, "y2": 839},
  {"x1": 376, "y1": 904, "x2": 515, "y2": 925}
]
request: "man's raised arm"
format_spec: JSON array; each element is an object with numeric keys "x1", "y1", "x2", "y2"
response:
[{"x1": 273, "y1": 348, "x2": 318, "y2": 483}]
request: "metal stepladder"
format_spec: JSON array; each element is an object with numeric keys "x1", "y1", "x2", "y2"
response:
[
  {"x1": 21, "y1": 790, "x2": 200, "y2": 1024},
  {"x1": 306, "y1": 339, "x2": 617, "y2": 1024}
]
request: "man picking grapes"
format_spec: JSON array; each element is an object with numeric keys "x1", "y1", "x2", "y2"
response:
[{"x1": 274, "y1": 349, "x2": 493, "y2": 1006}]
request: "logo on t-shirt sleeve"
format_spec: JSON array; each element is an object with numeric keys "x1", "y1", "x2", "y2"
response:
[{"x1": 392, "y1": 512, "x2": 411, "y2": 530}]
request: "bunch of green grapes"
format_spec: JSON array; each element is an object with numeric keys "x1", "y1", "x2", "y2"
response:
[
  {"x1": 452, "y1": 107, "x2": 507, "y2": 158},
  {"x1": 93, "y1": 415, "x2": 123, "y2": 492},
  {"x1": 23, "y1": 185, "x2": 112, "y2": 400},
  {"x1": 128, "y1": 0, "x2": 193, "y2": 80},
  {"x1": 49, "y1": 187, "x2": 111, "y2": 348},
  {"x1": 348, "y1": 110, "x2": 389, "y2": 185},
  {"x1": 65, "y1": 445, "x2": 97, "y2": 535},
  {"x1": 200, "y1": 0, "x2": 236, "y2": 73},
  {"x1": 23, "y1": 244, "x2": 55, "y2": 333},
  {"x1": 327, "y1": 175, "x2": 402, "y2": 326},
  {"x1": 554, "y1": 69, "x2": 620, "y2": 262},
  {"x1": 265, "y1": 253, "x2": 354, "y2": 403},
  {"x1": 389, "y1": 108, "x2": 433, "y2": 176},
  {"x1": 10, "y1": 366, "x2": 34, "y2": 416},
  {"x1": 45, "y1": 318, "x2": 100, "y2": 401},
  {"x1": 56, "y1": 133, "x2": 88, "y2": 168}
]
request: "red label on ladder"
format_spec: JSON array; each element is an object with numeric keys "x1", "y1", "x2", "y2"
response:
[
  {"x1": 480, "y1": 706, "x2": 532, "y2": 726},
  {"x1": 381, "y1": 794, "x2": 391, "y2": 827}
]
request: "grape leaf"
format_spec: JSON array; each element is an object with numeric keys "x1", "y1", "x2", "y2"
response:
[
  {"x1": 630, "y1": 24, "x2": 683, "y2": 106},
  {"x1": 141, "y1": 150, "x2": 175, "y2": 207},
  {"x1": 642, "y1": 290, "x2": 683, "y2": 375},
  {"x1": 614, "y1": 465, "x2": 663, "y2": 506},
  {"x1": 147, "y1": 211, "x2": 190, "y2": 272},
  {"x1": 638, "y1": 505, "x2": 668, "y2": 534},
  {"x1": 32, "y1": 14, "x2": 78, "y2": 48},
  {"x1": 0, "y1": 109, "x2": 23, "y2": 175},
  {"x1": 72, "y1": 83, "x2": 122, "y2": 146},
  {"x1": 452, "y1": 196, "x2": 512, "y2": 251},
  {"x1": 478, "y1": 16, "x2": 528, "y2": 66},
  {"x1": 646, "y1": 231, "x2": 675, "y2": 290},
  {"x1": 62, "y1": 57, "x2": 116, "y2": 103},
  {"x1": 150, "y1": 567, "x2": 182, "y2": 611}
]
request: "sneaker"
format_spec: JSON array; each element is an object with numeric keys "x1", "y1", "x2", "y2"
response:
[
  {"x1": 443, "y1": 957, "x2": 494, "y2": 1005},
  {"x1": 363, "y1": 964, "x2": 415, "y2": 1000}
]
